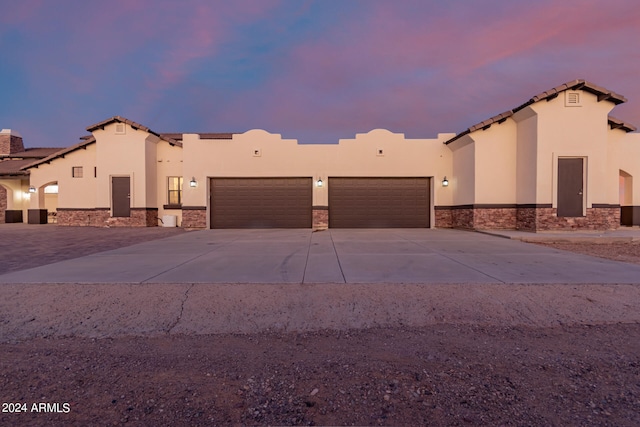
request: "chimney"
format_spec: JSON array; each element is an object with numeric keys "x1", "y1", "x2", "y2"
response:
[{"x1": 0, "y1": 129, "x2": 25, "y2": 155}]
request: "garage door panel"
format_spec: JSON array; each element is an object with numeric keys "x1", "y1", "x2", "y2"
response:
[
  {"x1": 329, "y1": 177, "x2": 430, "y2": 228},
  {"x1": 211, "y1": 178, "x2": 312, "y2": 228}
]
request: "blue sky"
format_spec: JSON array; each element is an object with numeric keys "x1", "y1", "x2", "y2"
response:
[{"x1": 1, "y1": 0, "x2": 639, "y2": 147}]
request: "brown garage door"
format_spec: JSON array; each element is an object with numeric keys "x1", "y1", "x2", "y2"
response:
[
  {"x1": 329, "y1": 177, "x2": 430, "y2": 228},
  {"x1": 210, "y1": 178, "x2": 312, "y2": 228}
]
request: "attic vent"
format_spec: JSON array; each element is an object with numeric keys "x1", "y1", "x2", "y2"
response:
[
  {"x1": 565, "y1": 91, "x2": 581, "y2": 107},
  {"x1": 115, "y1": 123, "x2": 126, "y2": 134}
]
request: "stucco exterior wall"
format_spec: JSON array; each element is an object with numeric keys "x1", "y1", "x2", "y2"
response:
[
  {"x1": 156, "y1": 139, "x2": 184, "y2": 225},
  {"x1": 1, "y1": 178, "x2": 34, "y2": 222},
  {"x1": 514, "y1": 108, "x2": 538, "y2": 205},
  {"x1": 0, "y1": 179, "x2": 26, "y2": 211},
  {"x1": 144, "y1": 137, "x2": 158, "y2": 208},
  {"x1": 94, "y1": 123, "x2": 151, "y2": 210},
  {"x1": 182, "y1": 129, "x2": 454, "y2": 217},
  {"x1": 30, "y1": 143, "x2": 97, "y2": 210},
  {"x1": 612, "y1": 131, "x2": 640, "y2": 206},
  {"x1": 14, "y1": 81, "x2": 639, "y2": 230},
  {"x1": 448, "y1": 135, "x2": 475, "y2": 206},
  {"x1": 531, "y1": 91, "x2": 615, "y2": 208},
  {"x1": 472, "y1": 120, "x2": 517, "y2": 204},
  {"x1": 327, "y1": 130, "x2": 454, "y2": 208}
]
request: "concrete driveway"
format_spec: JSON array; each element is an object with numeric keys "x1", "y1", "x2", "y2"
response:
[{"x1": 1, "y1": 228, "x2": 640, "y2": 284}]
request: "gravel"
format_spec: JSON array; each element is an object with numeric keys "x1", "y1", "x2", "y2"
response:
[{"x1": 2, "y1": 325, "x2": 639, "y2": 426}]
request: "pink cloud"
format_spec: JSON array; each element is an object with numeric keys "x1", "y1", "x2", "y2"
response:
[
  {"x1": 130, "y1": 0, "x2": 282, "y2": 117},
  {"x1": 205, "y1": 0, "x2": 640, "y2": 142}
]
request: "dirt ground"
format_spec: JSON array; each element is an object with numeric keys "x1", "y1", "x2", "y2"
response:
[
  {"x1": 1, "y1": 226, "x2": 640, "y2": 426},
  {"x1": 2, "y1": 324, "x2": 639, "y2": 427},
  {"x1": 534, "y1": 240, "x2": 640, "y2": 266}
]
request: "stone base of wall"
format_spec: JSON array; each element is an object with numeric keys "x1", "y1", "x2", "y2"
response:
[
  {"x1": 450, "y1": 207, "x2": 518, "y2": 230},
  {"x1": 182, "y1": 207, "x2": 207, "y2": 228},
  {"x1": 0, "y1": 185, "x2": 6, "y2": 224},
  {"x1": 57, "y1": 209, "x2": 109, "y2": 226},
  {"x1": 474, "y1": 207, "x2": 517, "y2": 230},
  {"x1": 312, "y1": 207, "x2": 328, "y2": 230},
  {"x1": 57, "y1": 208, "x2": 158, "y2": 227},
  {"x1": 434, "y1": 208, "x2": 452, "y2": 228},
  {"x1": 452, "y1": 207, "x2": 474, "y2": 230},
  {"x1": 517, "y1": 206, "x2": 620, "y2": 231},
  {"x1": 436, "y1": 205, "x2": 620, "y2": 231}
]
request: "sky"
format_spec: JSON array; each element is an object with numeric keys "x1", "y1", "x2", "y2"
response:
[{"x1": 1, "y1": 0, "x2": 639, "y2": 147}]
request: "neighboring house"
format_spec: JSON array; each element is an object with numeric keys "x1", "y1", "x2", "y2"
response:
[
  {"x1": 0, "y1": 129, "x2": 60, "y2": 224},
  {"x1": 15, "y1": 79, "x2": 640, "y2": 231}
]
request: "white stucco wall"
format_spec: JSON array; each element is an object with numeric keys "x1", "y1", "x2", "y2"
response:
[
  {"x1": 612, "y1": 131, "x2": 640, "y2": 206},
  {"x1": 182, "y1": 129, "x2": 454, "y2": 211},
  {"x1": 0, "y1": 178, "x2": 30, "y2": 219},
  {"x1": 156, "y1": 139, "x2": 184, "y2": 223},
  {"x1": 18, "y1": 85, "x2": 639, "y2": 229},
  {"x1": 448, "y1": 135, "x2": 475, "y2": 205},
  {"x1": 514, "y1": 108, "x2": 538, "y2": 204},
  {"x1": 471, "y1": 120, "x2": 518, "y2": 205},
  {"x1": 94, "y1": 124, "x2": 152, "y2": 210},
  {"x1": 29, "y1": 143, "x2": 97, "y2": 209},
  {"x1": 531, "y1": 91, "x2": 615, "y2": 207}
]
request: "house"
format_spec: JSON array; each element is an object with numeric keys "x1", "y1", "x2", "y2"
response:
[
  {"x1": 10, "y1": 79, "x2": 640, "y2": 230},
  {"x1": 0, "y1": 130, "x2": 60, "y2": 224}
]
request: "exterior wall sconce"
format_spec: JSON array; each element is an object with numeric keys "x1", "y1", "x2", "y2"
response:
[
  {"x1": 189, "y1": 177, "x2": 197, "y2": 188},
  {"x1": 29, "y1": 185, "x2": 36, "y2": 193},
  {"x1": 316, "y1": 178, "x2": 324, "y2": 188},
  {"x1": 442, "y1": 177, "x2": 449, "y2": 187}
]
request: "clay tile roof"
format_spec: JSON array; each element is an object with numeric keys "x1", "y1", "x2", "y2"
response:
[
  {"x1": 4, "y1": 147, "x2": 61, "y2": 158},
  {"x1": 86, "y1": 116, "x2": 182, "y2": 147},
  {"x1": 1, "y1": 147, "x2": 63, "y2": 176},
  {"x1": 159, "y1": 133, "x2": 184, "y2": 141},
  {"x1": 86, "y1": 116, "x2": 153, "y2": 133},
  {"x1": 444, "y1": 79, "x2": 631, "y2": 145},
  {"x1": 21, "y1": 137, "x2": 96, "y2": 170},
  {"x1": 608, "y1": 116, "x2": 637, "y2": 133},
  {"x1": 0, "y1": 158, "x2": 33, "y2": 176}
]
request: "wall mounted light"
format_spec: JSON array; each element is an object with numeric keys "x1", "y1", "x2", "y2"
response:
[
  {"x1": 189, "y1": 177, "x2": 197, "y2": 188},
  {"x1": 29, "y1": 185, "x2": 36, "y2": 193},
  {"x1": 442, "y1": 176, "x2": 449, "y2": 187},
  {"x1": 316, "y1": 178, "x2": 324, "y2": 188}
]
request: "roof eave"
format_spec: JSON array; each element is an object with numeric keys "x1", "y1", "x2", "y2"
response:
[
  {"x1": 21, "y1": 138, "x2": 95, "y2": 170},
  {"x1": 444, "y1": 79, "x2": 629, "y2": 145}
]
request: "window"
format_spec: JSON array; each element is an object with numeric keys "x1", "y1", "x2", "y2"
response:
[
  {"x1": 72, "y1": 166, "x2": 83, "y2": 178},
  {"x1": 168, "y1": 176, "x2": 183, "y2": 205}
]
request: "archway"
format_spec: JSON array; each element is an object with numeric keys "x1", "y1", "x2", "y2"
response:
[
  {"x1": 40, "y1": 181, "x2": 59, "y2": 223},
  {"x1": 620, "y1": 170, "x2": 635, "y2": 226}
]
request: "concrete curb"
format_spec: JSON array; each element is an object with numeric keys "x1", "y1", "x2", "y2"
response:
[{"x1": 477, "y1": 230, "x2": 640, "y2": 243}]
